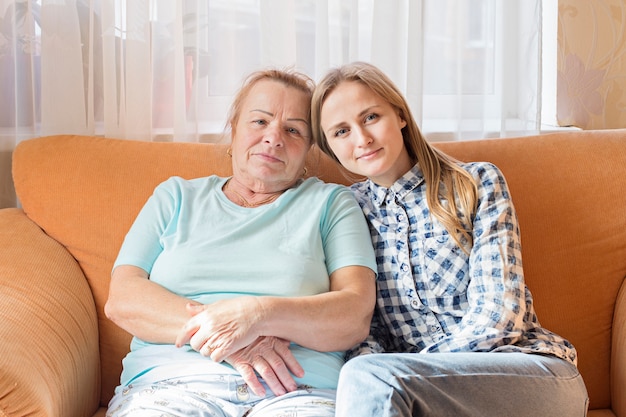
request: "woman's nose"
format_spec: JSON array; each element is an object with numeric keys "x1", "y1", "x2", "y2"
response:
[
  {"x1": 354, "y1": 127, "x2": 373, "y2": 146},
  {"x1": 264, "y1": 125, "x2": 285, "y2": 147}
]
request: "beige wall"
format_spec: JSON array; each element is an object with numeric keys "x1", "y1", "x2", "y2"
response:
[{"x1": 558, "y1": 0, "x2": 626, "y2": 129}]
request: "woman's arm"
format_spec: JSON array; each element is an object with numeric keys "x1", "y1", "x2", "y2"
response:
[
  {"x1": 346, "y1": 307, "x2": 390, "y2": 359},
  {"x1": 422, "y1": 162, "x2": 527, "y2": 353},
  {"x1": 176, "y1": 264, "x2": 376, "y2": 362},
  {"x1": 260, "y1": 264, "x2": 377, "y2": 350},
  {"x1": 105, "y1": 265, "x2": 201, "y2": 343},
  {"x1": 106, "y1": 265, "x2": 307, "y2": 397}
]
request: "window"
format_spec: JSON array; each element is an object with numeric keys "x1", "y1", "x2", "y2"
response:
[{"x1": 0, "y1": 0, "x2": 554, "y2": 142}]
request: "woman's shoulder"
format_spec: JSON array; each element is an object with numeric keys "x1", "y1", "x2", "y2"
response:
[
  {"x1": 300, "y1": 177, "x2": 351, "y2": 194},
  {"x1": 152, "y1": 175, "x2": 224, "y2": 198},
  {"x1": 157, "y1": 175, "x2": 222, "y2": 188},
  {"x1": 459, "y1": 161, "x2": 508, "y2": 185},
  {"x1": 458, "y1": 161, "x2": 513, "y2": 201},
  {"x1": 348, "y1": 180, "x2": 372, "y2": 204},
  {"x1": 295, "y1": 178, "x2": 360, "y2": 208},
  {"x1": 459, "y1": 160, "x2": 503, "y2": 175}
]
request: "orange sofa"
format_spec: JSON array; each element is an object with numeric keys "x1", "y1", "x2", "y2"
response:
[{"x1": 1, "y1": 131, "x2": 625, "y2": 416}]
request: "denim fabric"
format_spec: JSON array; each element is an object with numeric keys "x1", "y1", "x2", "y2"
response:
[{"x1": 335, "y1": 352, "x2": 588, "y2": 417}]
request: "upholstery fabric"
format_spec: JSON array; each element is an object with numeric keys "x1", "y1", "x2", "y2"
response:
[{"x1": 0, "y1": 208, "x2": 99, "y2": 416}]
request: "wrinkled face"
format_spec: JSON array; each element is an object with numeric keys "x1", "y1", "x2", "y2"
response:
[
  {"x1": 231, "y1": 79, "x2": 312, "y2": 192},
  {"x1": 320, "y1": 81, "x2": 412, "y2": 187}
]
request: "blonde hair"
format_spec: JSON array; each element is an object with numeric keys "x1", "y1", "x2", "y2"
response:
[
  {"x1": 226, "y1": 67, "x2": 316, "y2": 142},
  {"x1": 311, "y1": 62, "x2": 478, "y2": 250}
]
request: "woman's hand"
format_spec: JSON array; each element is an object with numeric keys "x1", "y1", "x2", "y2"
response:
[
  {"x1": 176, "y1": 300, "x2": 304, "y2": 396},
  {"x1": 176, "y1": 265, "x2": 376, "y2": 357},
  {"x1": 225, "y1": 336, "x2": 304, "y2": 397},
  {"x1": 175, "y1": 298, "x2": 264, "y2": 362}
]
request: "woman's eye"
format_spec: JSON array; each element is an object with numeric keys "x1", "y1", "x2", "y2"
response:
[
  {"x1": 253, "y1": 119, "x2": 267, "y2": 126},
  {"x1": 365, "y1": 113, "x2": 378, "y2": 122},
  {"x1": 287, "y1": 127, "x2": 300, "y2": 135},
  {"x1": 334, "y1": 128, "x2": 348, "y2": 137}
]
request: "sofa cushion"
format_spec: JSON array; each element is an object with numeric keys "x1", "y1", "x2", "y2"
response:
[{"x1": 0, "y1": 208, "x2": 100, "y2": 415}]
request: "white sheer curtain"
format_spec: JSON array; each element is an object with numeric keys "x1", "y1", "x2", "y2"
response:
[{"x1": 0, "y1": 0, "x2": 542, "y2": 208}]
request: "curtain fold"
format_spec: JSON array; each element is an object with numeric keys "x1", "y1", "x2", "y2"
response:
[{"x1": 0, "y1": 0, "x2": 542, "y2": 208}]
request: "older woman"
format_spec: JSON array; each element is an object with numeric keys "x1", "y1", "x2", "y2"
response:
[{"x1": 104, "y1": 68, "x2": 377, "y2": 417}]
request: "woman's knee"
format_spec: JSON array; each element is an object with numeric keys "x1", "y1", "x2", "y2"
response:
[{"x1": 340, "y1": 354, "x2": 388, "y2": 380}]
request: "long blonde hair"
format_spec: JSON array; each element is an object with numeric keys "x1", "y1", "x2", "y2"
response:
[{"x1": 311, "y1": 62, "x2": 478, "y2": 250}]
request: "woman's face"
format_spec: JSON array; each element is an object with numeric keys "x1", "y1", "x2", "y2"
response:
[
  {"x1": 320, "y1": 81, "x2": 412, "y2": 187},
  {"x1": 231, "y1": 79, "x2": 312, "y2": 192}
]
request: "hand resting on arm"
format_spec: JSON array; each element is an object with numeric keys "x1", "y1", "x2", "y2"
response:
[
  {"x1": 106, "y1": 264, "x2": 375, "y2": 397},
  {"x1": 177, "y1": 264, "x2": 376, "y2": 395}
]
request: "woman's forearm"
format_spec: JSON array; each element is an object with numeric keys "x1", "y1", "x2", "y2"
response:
[
  {"x1": 257, "y1": 272, "x2": 376, "y2": 351},
  {"x1": 258, "y1": 297, "x2": 372, "y2": 351},
  {"x1": 178, "y1": 265, "x2": 377, "y2": 360},
  {"x1": 105, "y1": 265, "x2": 200, "y2": 343}
]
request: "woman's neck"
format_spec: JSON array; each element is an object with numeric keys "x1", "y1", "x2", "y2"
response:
[{"x1": 223, "y1": 178, "x2": 285, "y2": 208}]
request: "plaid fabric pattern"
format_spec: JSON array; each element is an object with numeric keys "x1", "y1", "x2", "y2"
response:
[{"x1": 348, "y1": 162, "x2": 578, "y2": 365}]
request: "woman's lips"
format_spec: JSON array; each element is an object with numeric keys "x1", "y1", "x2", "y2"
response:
[
  {"x1": 254, "y1": 152, "x2": 283, "y2": 163},
  {"x1": 357, "y1": 148, "x2": 381, "y2": 160}
]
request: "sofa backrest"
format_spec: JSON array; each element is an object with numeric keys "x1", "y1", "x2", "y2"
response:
[{"x1": 12, "y1": 131, "x2": 626, "y2": 410}]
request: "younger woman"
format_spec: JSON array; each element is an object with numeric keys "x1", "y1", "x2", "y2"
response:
[{"x1": 311, "y1": 61, "x2": 588, "y2": 417}]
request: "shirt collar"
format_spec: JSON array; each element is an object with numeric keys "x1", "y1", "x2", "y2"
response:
[{"x1": 366, "y1": 163, "x2": 425, "y2": 206}]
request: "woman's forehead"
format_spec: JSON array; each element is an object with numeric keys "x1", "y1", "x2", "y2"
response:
[{"x1": 242, "y1": 80, "x2": 310, "y2": 116}]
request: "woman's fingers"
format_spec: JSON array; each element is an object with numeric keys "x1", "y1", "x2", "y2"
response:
[
  {"x1": 272, "y1": 337, "x2": 305, "y2": 379},
  {"x1": 232, "y1": 359, "x2": 269, "y2": 397},
  {"x1": 225, "y1": 337, "x2": 303, "y2": 397}
]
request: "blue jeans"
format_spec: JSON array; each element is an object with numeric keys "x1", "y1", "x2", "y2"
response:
[{"x1": 335, "y1": 352, "x2": 588, "y2": 417}]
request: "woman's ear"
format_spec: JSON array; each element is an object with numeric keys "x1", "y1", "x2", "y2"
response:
[{"x1": 397, "y1": 110, "x2": 408, "y2": 129}]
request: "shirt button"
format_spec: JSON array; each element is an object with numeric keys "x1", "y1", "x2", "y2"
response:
[
  {"x1": 429, "y1": 325, "x2": 441, "y2": 333},
  {"x1": 410, "y1": 299, "x2": 420, "y2": 309},
  {"x1": 401, "y1": 263, "x2": 409, "y2": 272},
  {"x1": 397, "y1": 214, "x2": 405, "y2": 222}
]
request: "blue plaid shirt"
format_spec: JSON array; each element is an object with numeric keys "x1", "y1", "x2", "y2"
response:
[{"x1": 348, "y1": 162, "x2": 578, "y2": 365}]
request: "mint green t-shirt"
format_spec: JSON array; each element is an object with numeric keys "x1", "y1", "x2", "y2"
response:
[{"x1": 113, "y1": 176, "x2": 376, "y2": 389}]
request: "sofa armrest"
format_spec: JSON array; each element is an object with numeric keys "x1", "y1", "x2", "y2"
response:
[
  {"x1": 0, "y1": 208, "x2": 101, "y2": 417},
  {"x1": 613, "y1": 277, "x2": 626, "y2": 417}
]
